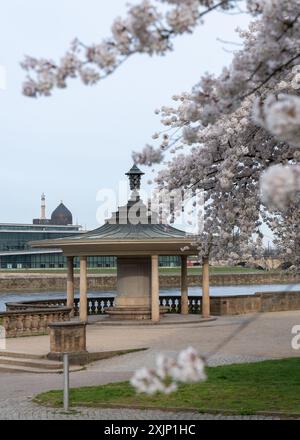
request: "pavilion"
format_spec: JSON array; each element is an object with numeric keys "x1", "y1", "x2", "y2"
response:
[{"x1": 31, "y1": 165, "x2": 210, "y2": 322}]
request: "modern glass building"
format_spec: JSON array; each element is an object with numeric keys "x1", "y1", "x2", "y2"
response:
[{"x1": 0, "y1": 196, "x2": 180, "y2": 269}]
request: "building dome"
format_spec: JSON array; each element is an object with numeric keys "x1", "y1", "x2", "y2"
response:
[{"x1": 50, "y1": 202, "x2": 73, "y2": 225}]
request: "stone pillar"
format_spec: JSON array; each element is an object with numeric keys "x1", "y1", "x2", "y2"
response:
[
  {"x1": 181, "y1": 255, "x2": 189, "y2": 314},
  {"x1": 151, "y1": 255, "x2": 160, "y2": 322},
  {"x1": 79, "y1": 256, "x2": 88, "y2": 322},
  {"x1": 66, "y1": 256, "x2": 74, "y2": 314},
  {"x1": 202, "y1": 256, "x2": 210, "y2": 318},
  {"x1": 115, "y1": 257, "x2": 151, "y2": 309}
]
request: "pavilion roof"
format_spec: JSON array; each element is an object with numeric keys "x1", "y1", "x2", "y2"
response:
[
  {"x1": 67, "y1": 222, "x2": 188, "y2": 241},
  {"x1": 30, "y1": 165, "x2": 198, "y2": 255}
]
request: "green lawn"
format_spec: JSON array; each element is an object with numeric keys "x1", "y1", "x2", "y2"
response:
[
  {"x1": 35, "y1": 358, "x2": 300, "y2": 416},
  {"x1": 0, "y1": 266, "x2": 272, "y2": 275}
]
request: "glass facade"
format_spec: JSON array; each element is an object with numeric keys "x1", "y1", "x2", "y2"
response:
[
  {"x1": 0, "y1": 224, "x2": 181, "y2": 269},
  {"x1": 0, "y1": 231, "x2": 81, "y2": 252},
  {"x1": 0, "y1": 252, "x2": 117, "y2": 269}
]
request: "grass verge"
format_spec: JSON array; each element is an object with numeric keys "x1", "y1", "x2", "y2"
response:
[{"x1": 34, "y1": 358, "x2": 300, "y2": 416}]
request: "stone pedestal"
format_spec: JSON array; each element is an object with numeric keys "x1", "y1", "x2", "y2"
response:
[
  {"x1": 106, "y1": 256, "x2": 164, "y2": 321},
  {"x1": 48, "y1": 321, "x2": 88, "y2": 364}
]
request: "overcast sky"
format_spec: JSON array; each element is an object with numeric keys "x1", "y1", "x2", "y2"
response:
[{"x1": 0, "y1": 1, "x2": 252, "y2": 230}]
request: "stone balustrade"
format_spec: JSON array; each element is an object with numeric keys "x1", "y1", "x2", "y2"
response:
[
  {"x1": 6, "y1": 299, "x2": 67, "y2": 312},
  {"x1": 2, "y1": 290, "x2": 300, "y2": 338},
  {"x1": 0, "y1": 306, "x2": 72, "y2": 337},
  {"x1": 160, "y1": 296, "x2": 201, "y2": 314},
  {"x1": 6, "y1": 296, "x2": 200, "y2": 316}
]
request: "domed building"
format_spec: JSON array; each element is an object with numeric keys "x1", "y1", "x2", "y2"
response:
[
  {"x1": 0, "y1": 195, "x2": 84, "y2": 270},
  {"x1": 33, "y1": 196, "x2": 73, "y2": 227},
  {"x1": 51, "y1": 202, "x2": 73, "y2": 226}
]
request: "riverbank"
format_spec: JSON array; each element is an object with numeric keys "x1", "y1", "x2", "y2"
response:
[{"x1": 0, "y1": 271, "x2": 298, "y2": 292}]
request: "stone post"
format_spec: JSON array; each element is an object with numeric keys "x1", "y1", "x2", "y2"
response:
[
  {"x1": 202, "y1": 256, "x2": 210, "y2": 318},
  {"x1": 48, "y1": 321, "x2": 88, "y2": 364},
  {"x1": 66, "y1": 256, "x2": 74, "y2": 314},
  {"x1": 151, "y1": 255, "x2": 160, "y2": 322},
  {"x1": 181, "y1": 255, "x2": 189, "y2": 314},
  {"x1": 79, "y1": 256, "x2": 88, "y2": 322}
]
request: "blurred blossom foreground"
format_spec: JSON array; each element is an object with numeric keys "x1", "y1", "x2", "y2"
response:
[{"x1": 130, "y1": 347, "x2": 207, "y2": 395}]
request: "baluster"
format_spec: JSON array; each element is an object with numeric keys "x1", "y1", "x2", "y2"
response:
[
  {"x1": 74, "y1": 299, "x2": 79, "y2": 316},
  {"x1": 90, "y1": 298, "x2": 96, "y2": 315},
  {"x1": 3, "y1": 317, "x2": 9, "y2": 336},
  {"x1": 9, "y1": 316, "x2": 18, "y2": 337},
  {"x1": 16, "y1": 315, "x2": 24, "y2": 334},
  {"x1": 24, "y1": 314, "x2": 32, "y2": 335},
  {"x1": 45, "y1": 314, "x2": 50, "y2": 333},
  {"x1": 39, "y1": 314, "x2": 46, "y2": 333},
  {"x1": 93, "y1": 300, "x2": 98, "y2": 315}
]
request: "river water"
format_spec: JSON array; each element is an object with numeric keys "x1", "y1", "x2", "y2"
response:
[{"x1": 0, "y1": 283, "x2": 299, "y2": 312}]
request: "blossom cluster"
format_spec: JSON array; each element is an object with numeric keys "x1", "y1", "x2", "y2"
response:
[
  {"x1": 130, "y1": 347, "x2": 207, "y2": 395},
  {"x1": 253, "y1": 94, "x2": 300, "y2": 148},
  {"x1": 260, "y1": 164, "x2": 300, "y2": 211}
]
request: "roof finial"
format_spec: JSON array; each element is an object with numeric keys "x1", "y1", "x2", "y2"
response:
[{"x1": 125, "y1": 164, "x2": 144, "y2": 191}]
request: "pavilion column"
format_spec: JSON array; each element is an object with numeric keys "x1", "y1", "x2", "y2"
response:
[
  {"x1": 151, "y1": 255, "x2": 160, "y2": 322},
  {"x1": 66, "y1": 256, "x2": 74, "y2": 315},
  {"x1": 79, "y1": 256, "x2": 88, "y2": 322},
  {"x1": 181, "y1": 255, "x2": 189, "y2": 315},
  {"x1": 202, "y1": 256, "x2": 210, "y2": 318}
]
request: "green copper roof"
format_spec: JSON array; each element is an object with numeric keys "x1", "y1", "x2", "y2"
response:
[
  {"x1": 68, "y1": 221, "x2": 188, "y2": 241},
  {"x1": 66, "y1": 192, "x2": 189, "y2": 241},
  {"x1": 125, "y1": 164, "x2": 145, "y2": 176}
]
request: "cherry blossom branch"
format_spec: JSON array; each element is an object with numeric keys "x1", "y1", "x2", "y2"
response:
[{"x1": 21, "y1": 0, "x2": 242, "y2": 97}]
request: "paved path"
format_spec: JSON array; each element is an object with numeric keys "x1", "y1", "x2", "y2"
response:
[
  {"x1": 1, "y1": 311, "x2": 300, "y2": 420},
  {"x1": 0, "y1": 397, "x2": 280, "y2": 420}
]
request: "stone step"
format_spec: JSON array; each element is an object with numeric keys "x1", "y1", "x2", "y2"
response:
[
  {"x1": 0, "y1": 356, "x2": 63, "y2": 370},
  {"x1": 0, "y1": 351, "x2": 45, "y2": 360},
  {"x1": 0, "y1": 363, "x2": 83, "y2": 374},
  {"x1": 0, "y1": 352, "x2": 85, "y2": 373}
]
